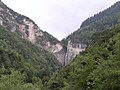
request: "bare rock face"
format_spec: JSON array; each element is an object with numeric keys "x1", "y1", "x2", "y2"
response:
[
  {"x1": 64, "y1": 41, "x2": 87, "y2": 65},
  {"x1": 44, "y1": 42, "x2": 66, "y2": 64},
  {"x1": 0, "y1": 1, "x2": 38, "y2": 43}
]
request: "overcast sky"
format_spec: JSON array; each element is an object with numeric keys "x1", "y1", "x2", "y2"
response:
[{"x1": 2, "y1": 0, "x2": 119, "y2": 40}]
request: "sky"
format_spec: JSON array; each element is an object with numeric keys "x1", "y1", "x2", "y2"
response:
[{"x1": 2, "y1": 0, "x2": 120, "y2": 40}]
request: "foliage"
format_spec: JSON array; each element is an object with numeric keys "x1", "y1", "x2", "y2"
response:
[
  {"x1": 0, "y1": 69, "x2": 43, "y2": 90},
  {"x1": 47, "y1": 23, "x2": 120, "y2": 90},
  {"x1": 0, "y1": 26, "x2": 61, "y2": 89}
]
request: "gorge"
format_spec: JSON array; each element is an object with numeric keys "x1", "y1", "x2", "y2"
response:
[{"x1": 0, "y1": 0, "x2": 120, "y2": 90}]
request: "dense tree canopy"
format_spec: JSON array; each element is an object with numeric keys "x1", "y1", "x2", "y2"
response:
[
  {"x1": 47, "y1": 23, "x2": 120, "y2": 90},
  {"x1": 0, "y1": 26, "x2": 61, "y2": 89}
]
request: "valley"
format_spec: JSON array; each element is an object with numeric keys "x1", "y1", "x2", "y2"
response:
[{"x1": 0, "y1": 0, "x2": 120, "y2": 90}]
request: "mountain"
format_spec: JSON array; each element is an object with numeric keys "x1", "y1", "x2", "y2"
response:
[
  {"x1": 61, "y1": 1, "x2": 120, "y2": 64},
  {"x1": 0, "y1": 1, "x2": 62, "y2": 89},
  {"x1": 47, "y1": 21, "x2": 120, "y2": 90},
  {"x1": 0, "y1": 0, "x2": 120, "y2": 89},
  {"x1": 0, "y1": 0, "x2": 65, "y2": 63},
  {"x1": 64, "y1": 1, "x2": 120, "y2": 44}
]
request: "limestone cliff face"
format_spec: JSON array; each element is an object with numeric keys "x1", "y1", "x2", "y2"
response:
[
  {"x1": 0, "y1": 1, "x2": 39, "y2": 43},
  {"x1": 64, "y1": 41, "x2": 87, "y2": 65},
  {"x1": 43, "y1": 41, "x2": 66, "y2": 64}
]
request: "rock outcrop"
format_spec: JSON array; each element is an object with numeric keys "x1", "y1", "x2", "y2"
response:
[{"x1": 64, "y1": 41, "x2": 87, "y2": 65}]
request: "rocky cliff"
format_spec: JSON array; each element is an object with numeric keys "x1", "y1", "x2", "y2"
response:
[
  {"x1": 64, "y1": 41, "x2": 87, "y2": 65},
  {"x1": 0, "y1": 1, "x2": 58, "y2": 45}
]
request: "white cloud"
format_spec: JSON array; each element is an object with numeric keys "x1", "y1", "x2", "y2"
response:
[{"x1": 2, "y1": 0, "x2": 120, "y2": 40}]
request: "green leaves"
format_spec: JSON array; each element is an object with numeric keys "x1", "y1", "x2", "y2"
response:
[
  {"x1": 0, "y1": 26, "x2": 61, "y2": 89},
  {"x1": 0, "y1": 70, "x2": 43, "y2": 90},
  {"x1": 48, "y1": 22, "x2": 120, "y2": 90}
]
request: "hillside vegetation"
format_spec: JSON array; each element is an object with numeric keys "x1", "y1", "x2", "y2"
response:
[
  {"x1": 0, "y1": 26, "x2": 61, "y2": 89},
  {"x1": 47, "y1": 23, "x2": 120, "y2": 90}
]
